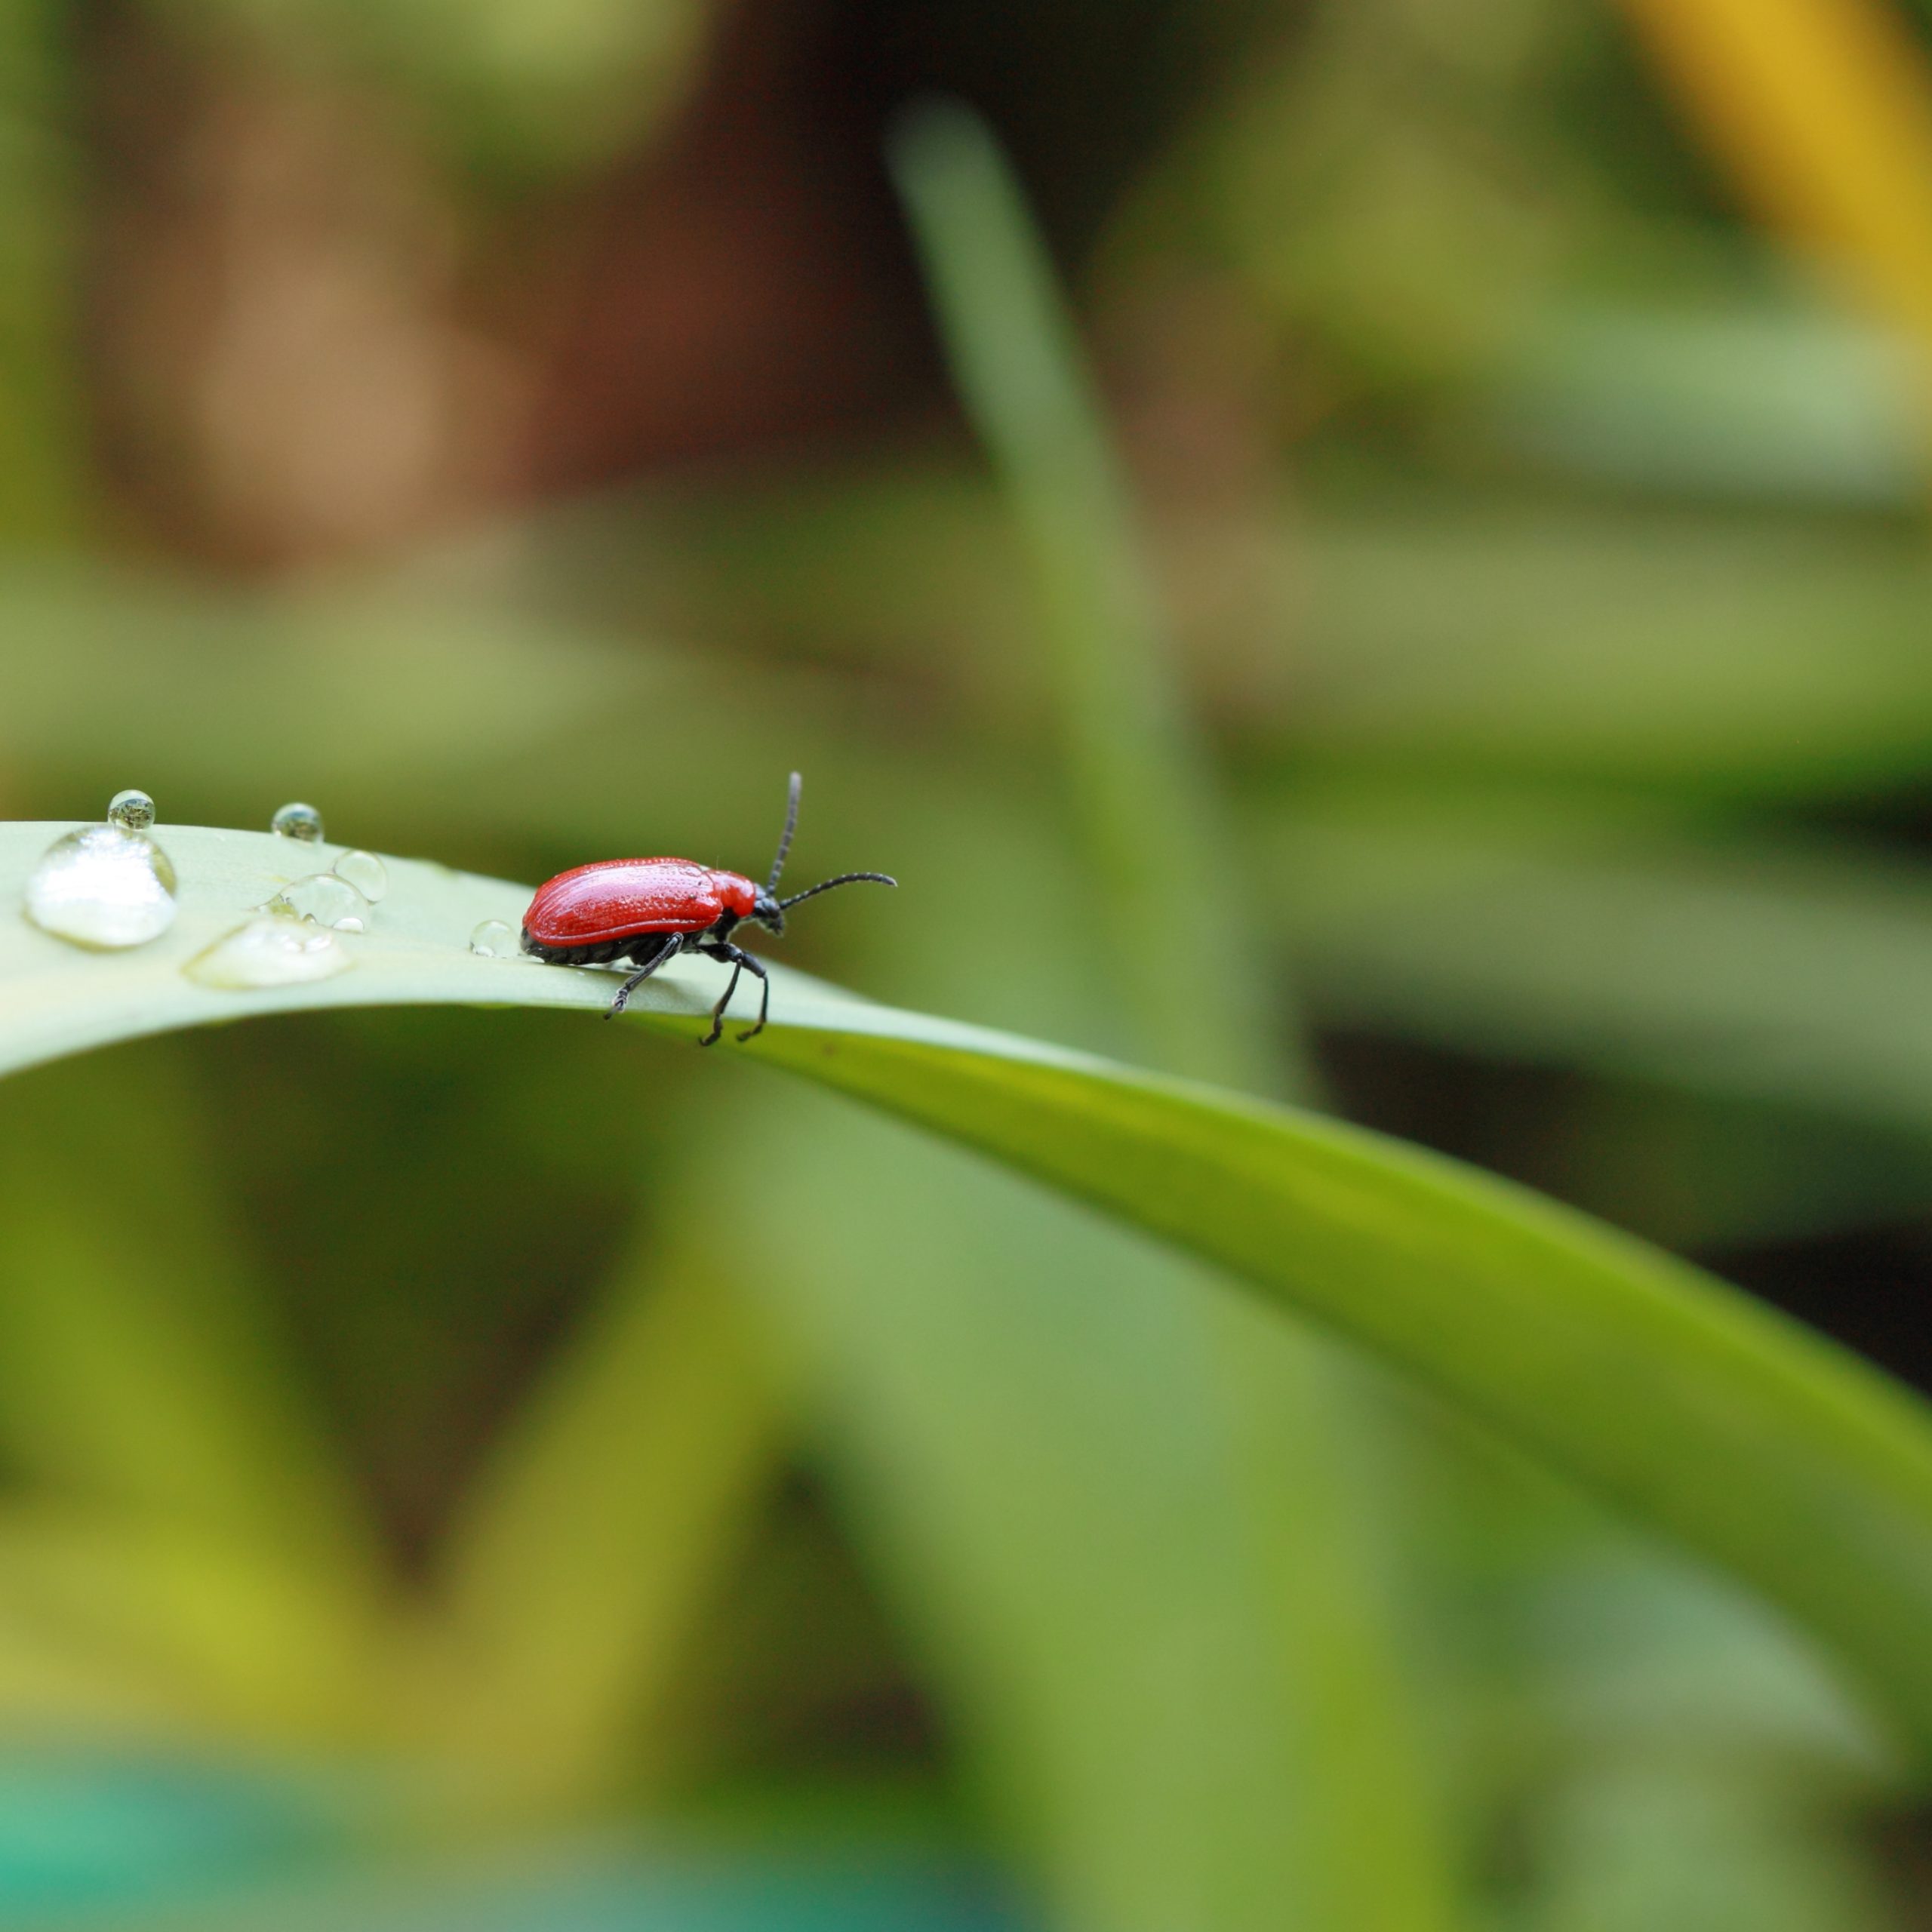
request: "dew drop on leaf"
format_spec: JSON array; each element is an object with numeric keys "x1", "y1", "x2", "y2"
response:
[
  {"x1": 106, "y1": 789, "x2": 155, "y2": 832},
  {"x1": 270, "y1": 801, "x2": 325, "y2": 842},
  {"x1": 184, "y1": 915, "x2": 352, "y2": 989},
  {"x1": 266, "y1": 873, "x2": 368, "y2": 931},
  {"x1": 23, "y1": 824, "x2": 178, "y2": 949},
  {"x1": 332, "y1": 849, "x2": 387, "y2": 902},
  {"x1": 469, "y1": 918, "x2": 518, "y2": 958}
]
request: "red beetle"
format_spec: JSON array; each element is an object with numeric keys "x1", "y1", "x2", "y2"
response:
[{"x1": 521, "y1": 773, "x2": 896, "y2": 1042}]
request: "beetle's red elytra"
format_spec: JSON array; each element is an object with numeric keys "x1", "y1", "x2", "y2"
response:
[{"x1": 521, "y1": 774, "x2": 895, "y2": 1042}]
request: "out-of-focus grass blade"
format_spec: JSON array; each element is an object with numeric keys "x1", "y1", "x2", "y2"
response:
[
  {"x1": 435, "y1": 1244, "x2": 784, "y2": 1804},
  {"x1": 891, "y1": 100, "x2": 1457, "y2": 1930},
  {"x1": 0, "y1": 568, "x2": 711, "y2": 817},
  {"x1": 888, "y1": 98, "x2": 1302, "y2": 1093},
  {"x1": 488, "y1": 489, "x2": 1932, "y2": 802},
  {"x1": 1506, "y1": 1540, "x2": 1900, "y2": 1931},
  {"x1": 1389, "y1": 1409, "x2": 1903, "y2": 1926},
  {"x1": 1480, "y1": 301, "x2": 1924, "y2": 506},
  {"x1": 5, "y1": 823, "x2": 1932, "y2": 1752},
  {"x1": 0, "y1": 1046, "x2": 377, "y2": 1586},
  {"x1": 1274, "y1": 506, "x2": 1932, "y2": 798},
  {"x1": 1530, "y1": 1769, "x2": 1897, "y2": 1930},
  {"x1": 0, "y1": 565, "x2": 917, "y2": 883},
  {"x1": 1269, "y1": 807, "x2": 1932, "y2": 1140},
  {"x1": 6, "y1": 497, "x2": 1932, "y2": 845},
  {"x1": 1613, "y1": 0, "x2": 1932, "y2": 356},
  {"x1": 0, "y1": 1506, "x2": 389, "y2": 1746},
  {"x1": 1513, "y1": 1081, "x2": 1932, "y2": 1253}
]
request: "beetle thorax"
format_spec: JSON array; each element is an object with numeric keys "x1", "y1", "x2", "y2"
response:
[{"x1": 709, "y1": 870, "x2": 760, "y2": 922}]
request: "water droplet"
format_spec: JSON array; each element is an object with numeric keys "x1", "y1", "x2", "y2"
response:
[
  {"x1": 332, "y1": 849, "x2": 387, "y2": 903},
  {"x1": 185, "y1": 915, "x2": 352, "y2": 989},
  {"x1": 23, "y1": 825, "x2": 178, "y2": 949},
  {"x1": 107, "y1": 789, "x2": 156, "y2": 832},
  {"x1": 270, "y1": 801, "x2": 325, "y2": 842},
  {"x1": 469, "y1": 918, "x2": 519, "y2": 958},
  {"x1": 265, "y1": 873, "x2": 368, "y2": 932}
]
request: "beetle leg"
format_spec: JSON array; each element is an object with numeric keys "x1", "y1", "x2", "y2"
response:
[
  {"x1": 694, "y1": 942, "x2": 770, "y2": 1045},
  {"x1": 703, "y1": 956, "x2": 741, "y2": 1046},
  {"x1": 605, "y1": 933, "x2": 681, "y2": 1020},
  {"x1": 734, "y1": 953, "x2": 772, "y2": 1042}
]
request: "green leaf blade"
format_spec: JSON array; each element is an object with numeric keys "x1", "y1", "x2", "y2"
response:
[
  {"x1": 4, "y1": 823, "x2": 1931, "y2": 1752},
  {"x1": 750, "y1": 1019, "x2": 1932, "y2": 1749}
]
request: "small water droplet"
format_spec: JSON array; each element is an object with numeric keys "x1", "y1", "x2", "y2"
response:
[
  {"x1": 332, "y1": 849, "x2": 387, "y2": 903},
  {"x1": 469, "y1": 918, "x2": 519, "y2": 958},
  {"x1": 270, "y1": 801, "x2": 325, "y2": 842},
  {"x1": 266, "y1": 873, "x2": 368, "y2": 931},
  {"x1": 23, "y1": 825, "x2": 178, "y2": 949},
  {"x1": 185, "y1": 915, "x2": 352, "y2": 989},
  {"x1": 106, "y1": 789, "x2": 156, "y2": 832}
]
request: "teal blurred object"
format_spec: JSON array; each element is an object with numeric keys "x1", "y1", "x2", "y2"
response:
[
  {"x1": 220, "y1": 1850, "x2": 1023, "y2": 1932},
  {"x1": 0, "y1": 1755, "x2": 338, "y2": 1923},
  {"x1": 0, "y1": 1758, "x2": 1026, "y2": 1932}
]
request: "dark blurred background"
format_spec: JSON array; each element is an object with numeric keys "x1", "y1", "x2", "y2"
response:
[{"x1": 6, "y1": 0, "x2": 1932, "y2": 1924}]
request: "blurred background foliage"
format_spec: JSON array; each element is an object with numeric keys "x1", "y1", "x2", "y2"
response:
[{"x1": 5, "y1": 0, "x2": 1932, "y2": 1924}]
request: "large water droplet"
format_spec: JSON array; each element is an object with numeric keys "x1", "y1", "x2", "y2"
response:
[
  {"x1": 469, "y1": 918, "x2": 518, "y2": 958},
  {"x1": 107, "y1": 789, "x2": 156, "y2": 832},
  {"x1": 271, "y1": 801, "x2": 325, "y2": 842},
  {"x1": 332, "y1": 849, "x2": 387, "y2": 903},
  {"x1": 23, "y1": 825, "x2": 178, "y2": 949},
  {"x1": 185, "y1": 915, "x2": 352, "y2": 989},
  {"x1": 266, "y1": 873, "x2": 368, "y2": 931}
]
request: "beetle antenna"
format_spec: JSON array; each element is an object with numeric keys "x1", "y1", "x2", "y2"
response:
[
  {"x1": 766, "y1": 772, "x2": 804, "y2": 894},
  {"x1": 777, "y1": 871, "x2": 897, "y2": 912}
]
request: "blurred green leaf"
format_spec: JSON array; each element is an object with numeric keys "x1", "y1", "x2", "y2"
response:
[
  {"x1": 1479, "y1": 300, "x2": 1924, "y2": 506},
  {"x1": 437, "y1": 484, "x2": 1932, "y2": 804},
  {"x1": 0, "y1": 1047, "x2": 376, "y2": 1585},
  {"x1": 1119, "y1": 0, "x2": 1571, "y2": 397},
  {"x1": 0, "y1": 1506, "x2": 389, "y2": 1746},
  {"x1": 890, "y1": 98, "x2": 1304, "y2": 1093},
  {"x1": 1270, "y1": 807, "x2": 1932, "y2": 1140},
  {"x1": 1271, "y1": 506, "x2": 1932, "y2": 798},
  {"x1": 436, "y1": 1244, "x2": 785, "y2": 1804}
]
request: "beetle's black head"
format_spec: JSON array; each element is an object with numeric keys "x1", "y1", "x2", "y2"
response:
[{"x1": 752, "y1": 887, "x2": 786, "y2": 936}]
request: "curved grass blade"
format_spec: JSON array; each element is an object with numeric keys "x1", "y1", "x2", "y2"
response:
[
  {"x1": 3, "y1": 823, "x2": 1932, "y2": 1750},
  {"x1": 742, "y1": 1013, "x2": 1932, "y2": 1755}
]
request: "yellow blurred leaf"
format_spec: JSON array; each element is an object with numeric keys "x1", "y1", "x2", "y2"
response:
[{"x1": 1617, "y1": 0, "x2": 1932, "y2": 355}]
